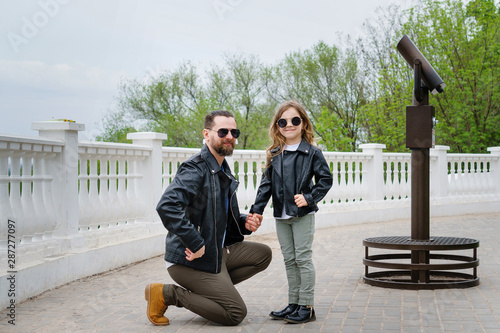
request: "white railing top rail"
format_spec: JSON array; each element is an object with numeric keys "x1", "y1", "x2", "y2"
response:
[
  {"x1": 162, "y1": 147, "x2": 201, "y2": 157},
  {"x1": 0, "y1": 134, "x2": 64, "y2": 152},
  {"x1": 79, "y1": 140, "x2": 152, "y2": 156},
  {"x1": 447, "y1": 153, "x2": 499, "y2": 161}
]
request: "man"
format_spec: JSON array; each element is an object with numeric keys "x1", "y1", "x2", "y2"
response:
[{"x1": 145, "y1": 110, "x2": 272, "y2": 326}]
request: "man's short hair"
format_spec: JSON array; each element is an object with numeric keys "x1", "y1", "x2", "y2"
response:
[{"x1": 204, "y1": 110, "x2": 234, "y2": 129}]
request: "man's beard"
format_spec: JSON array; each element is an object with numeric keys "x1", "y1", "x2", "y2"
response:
[{"x1": 214, "y1": 140, "x2": 235, "y2": 156}]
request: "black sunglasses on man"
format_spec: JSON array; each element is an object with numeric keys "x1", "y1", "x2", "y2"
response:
[{"x1": 207, "y1": 128, "x2": 241, "y2": 138}]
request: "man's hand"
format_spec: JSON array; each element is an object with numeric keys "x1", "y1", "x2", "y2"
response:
[
  {"x1": 245, "y1": 213, "x2": 263, "y2": 232},
  {"x1": 185, "y1": 245, "x2": 205, "y2": 261},
  {"x1": 294, "y1": 194, "x2": 308, "y2": 207}
]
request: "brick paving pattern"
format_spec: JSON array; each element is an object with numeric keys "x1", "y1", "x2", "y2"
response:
[{"x1": 1, "y1": 213, "x2": 499, "y2": 332}]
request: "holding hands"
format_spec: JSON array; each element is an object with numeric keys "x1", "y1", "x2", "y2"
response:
[
  {"x1": 186, "y1": 214, "x2": 262, "y2": 261},
  {"x1": 187, "y1": 213, "x2": 263, "y2": 261},
  {"x1": 246, "y1": 213, "x2": 263, "y2": 232}
]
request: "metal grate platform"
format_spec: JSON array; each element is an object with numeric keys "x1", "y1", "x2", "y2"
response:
[
  {"x1": 364, "y1": 236, "x2": 479, "y2": 250},
  {"x1": 363, "y1": 236, "x2": 479, "y2": 289}
]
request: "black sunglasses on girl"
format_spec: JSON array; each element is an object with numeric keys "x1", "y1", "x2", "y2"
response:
[
  {"x1": 277, "y1": 116, "x2": 302, "y2": 128},
  {"x1": 207, "y1": 128, "x2": 241, "y2": 138}
]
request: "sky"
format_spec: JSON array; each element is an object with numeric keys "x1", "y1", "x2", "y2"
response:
[{"x1": 0, "y1": 0, "x2": 413, "y2": 140}]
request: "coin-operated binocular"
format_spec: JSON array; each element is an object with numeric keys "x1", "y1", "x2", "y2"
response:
[{"x1": 397, "y1": 35, "x2": 445, "y2": 149}]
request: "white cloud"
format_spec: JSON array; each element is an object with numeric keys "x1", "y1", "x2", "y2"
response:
[
  {"x1": 0, "y1": 59, "x2": 123, "y2": 139},
  {"x1": 0, "y1": 59, "x2": 122, "y2": 92},
  {"x1": 0, "y1": 0, "x2": 412, "y2": 140}
]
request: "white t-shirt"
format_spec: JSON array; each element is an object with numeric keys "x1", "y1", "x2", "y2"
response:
[{"x1": 279, "y1": 143, "x2": 300, "y2": 219}]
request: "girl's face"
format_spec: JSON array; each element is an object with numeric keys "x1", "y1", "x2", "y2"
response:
[{"x1": 277, "y1": 107, "x2": 303, "y2": 145}]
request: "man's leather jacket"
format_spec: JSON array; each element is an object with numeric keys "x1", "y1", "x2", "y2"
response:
[
  {"x1": 156, "y1": 144, "x2": 251, "y2": 274},
  {"x1": 250, "y1": 139, "x2": 333, "y2": 218}
]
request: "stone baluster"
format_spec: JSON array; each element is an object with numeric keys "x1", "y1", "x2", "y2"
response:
[
  {"x1": 0, "y1": 151, "x2": 13, "y2": 256},
  {"x1": 31, "y1": 153, "x2": 50, "y2": 246},
  {"x1": 20, "y1": 154, "x2": 38, "y2": 250},
  {"x1": 116, "y1": 158, "x2": 128, "y2": 228},
  {"x1": 9, "y1": 153, "x2": 27, "y2": 252}
]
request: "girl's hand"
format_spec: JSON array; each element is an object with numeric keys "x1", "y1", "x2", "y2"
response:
[
  {"x1": 245, "y1": 213, "x2": 262, "y2": 232},
  {"x1": 185, "y1": 245, "x2": 205, "y2": 261},
  {"x1": 294, "y1": 194, "x2": 308, "y2": 207}
]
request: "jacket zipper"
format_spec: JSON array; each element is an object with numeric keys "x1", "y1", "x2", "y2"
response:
[
  {"x1": 212, "y1": 173, "x2": 218, "y2": 273},
  {"x1": 229, "y1": 183, "x2": 243, "y2": 236}
]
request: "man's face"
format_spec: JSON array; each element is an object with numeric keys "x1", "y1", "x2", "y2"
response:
[{"x1": 203, "y1": 116, "x2": 238, "y2": 157}]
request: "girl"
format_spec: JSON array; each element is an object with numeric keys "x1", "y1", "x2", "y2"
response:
[{"x1": 250, "y1": 100, "x2": 333, "y2": 324}]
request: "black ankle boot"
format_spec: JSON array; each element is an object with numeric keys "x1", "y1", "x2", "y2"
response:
[
  {"x1": 284, "y1": 305, "x2": 316, "y2": 324},
  {"x1": 269, "y1": 304, "x2": 299, "y2": 320}
]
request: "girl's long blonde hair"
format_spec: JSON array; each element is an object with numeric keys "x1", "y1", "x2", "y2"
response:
[{"x1": 266, "y1": 100, "x2": 315, "y2": 168}]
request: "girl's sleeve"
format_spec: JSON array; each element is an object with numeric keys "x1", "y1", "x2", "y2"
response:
[
  {"x1": 305, "y1": 151, "x2": 333, "y2": 206},
  {"x1": 249, "y1": 166, "x2": 273, "y2": 215}
]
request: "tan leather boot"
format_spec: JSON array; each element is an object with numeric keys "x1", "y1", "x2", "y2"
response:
[{"x1": 145, "y1": 283, "x2": 169, "y2": 326}]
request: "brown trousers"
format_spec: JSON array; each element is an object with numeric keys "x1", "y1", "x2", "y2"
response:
[{"x1": 164, "y1": 241, "x2": 272, "y2": 326}]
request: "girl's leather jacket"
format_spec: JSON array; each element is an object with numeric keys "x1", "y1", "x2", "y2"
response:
[
  {"x1": 156, "y1": 144, "x2": 251, "y2": 274},
  {"x1": 250, "y1": 139, "x2": 333, "y2": 218}
]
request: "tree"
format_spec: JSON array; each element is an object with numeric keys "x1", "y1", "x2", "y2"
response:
[
  {"x1": 405, "y1": 0, "x2": 500, "y2": 152},
  {"x1": 360, "y1": 0, "x2": 500, "y2": 153},
  {"x1": 223, "y1": 54, "x2": 274, "y2": 149},
  {"x1": 97, "y1": 0, "x2": 500, "y2": 153},
  {"x1": 98, "y1": 55, "x2": 273, "y2": 149},
  {"x1": 112, "y1": 62, "x2": 207, "y2": 148},
  {"x1": 272, "y1": 40, "x2": 367, "y2": 151},
  {"x1": 358, "y1": 3, "x2": 412, "y2": 152},
  {"x1": 95, "y1": 111, "x2": 137, "y2": 143}
]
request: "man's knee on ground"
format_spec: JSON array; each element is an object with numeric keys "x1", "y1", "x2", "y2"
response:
[
  {"x1": 224, "y1": 304, "x2": 247, "y2": 326},
  {"x1": 260, "y1": 245, "x2": 273, "y2": 269}
]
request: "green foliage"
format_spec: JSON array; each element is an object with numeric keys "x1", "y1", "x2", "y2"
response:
[
  {"x1": 399, "y1": 0, "x2": 500, "y2": 152},
  {"x1": 316, "y1": 106, "x2": 355, "y2": 151},
  {"x1": 97, "y1": 0, "x2": 500, "y2": 153},
  {"x1": 95, "y1": 111, "x2": 136, "y2": 143},
  {"x1": 361, "y1": 0, "x2": 500, "y2": 153},
  {"x1": 272, "y1": 41, "x2": 367, "y2": 151}
]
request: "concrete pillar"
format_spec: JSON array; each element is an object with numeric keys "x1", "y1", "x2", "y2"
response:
[
  {"x1": 430, "y1": 145, "x2": 450, "y2": 198},
  {"x1": 487, "y1": 147, "x2": 500, "y2": 195},
  {"x1": 127, "y1": 132, "x2": 168, "y2": 220},
  {"x1": 359, "y1": 143, "x2": 386, "y2": 201},
  {"x1": 32, "y1": 120, "x2": 85, "y2": 250}
]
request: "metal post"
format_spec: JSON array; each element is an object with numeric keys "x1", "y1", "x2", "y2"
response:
[
  {"x1": 410, "y1": 62, "x2": 430, "y2": 283},
  {"x1": 410, "y1": 148, "x2": 430, "y2": 282}
]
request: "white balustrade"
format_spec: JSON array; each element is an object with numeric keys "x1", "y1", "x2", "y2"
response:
[
  {"x1": 1, "y1": 129, "x2": 499, "y2": 266},
  {"x1": 324, "y1": 153, "x2": 365, "y2": 205},
  {"x1": 230, "y1": 150, "x2": 266, "y2": 211},
  {"x1": 1, "y1": 124, "x2": 499, "y2": 309},
  {"x1": 161, "y1": 147, "x2": 199, "y2": 191},
  {"x1": 78, "y1": 141, "x2": 152, "y2": 247},
  {"x1": 382, "y1": 153, "x2": 411, "y2": 201},
  {"x1": 0, "y1": 134, "x2": 64, "y2": 264},
  {"x1": 447, "y1": 153, "x2": 498, "y2": 196}
]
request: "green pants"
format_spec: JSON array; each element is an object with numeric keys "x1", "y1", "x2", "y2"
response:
[
  {"x1": 163, "y1": 241, "x2": 272, "y2": 326},
  {"x1": 276, "y1": 214, "x2": 315, "y2": 306}
]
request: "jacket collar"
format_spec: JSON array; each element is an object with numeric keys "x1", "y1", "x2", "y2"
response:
[
  {"x1": 297, "y1": 138, "x2": 312, "y2": 154},
  {"x1": 201, "y1": 144, "x2": 233, "y2": 177},
  {"x1": 270, "y1": 138, "x2": 311, "y2": 155}
]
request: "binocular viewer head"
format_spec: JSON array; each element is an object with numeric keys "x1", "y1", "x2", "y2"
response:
[{"x1": 397, "y1": 35, "x2": 446, "y2": 95}]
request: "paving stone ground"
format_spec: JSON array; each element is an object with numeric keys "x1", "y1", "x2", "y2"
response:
[{"x1": 1, "y1": 213, "x2": 500, "y2": 332}]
